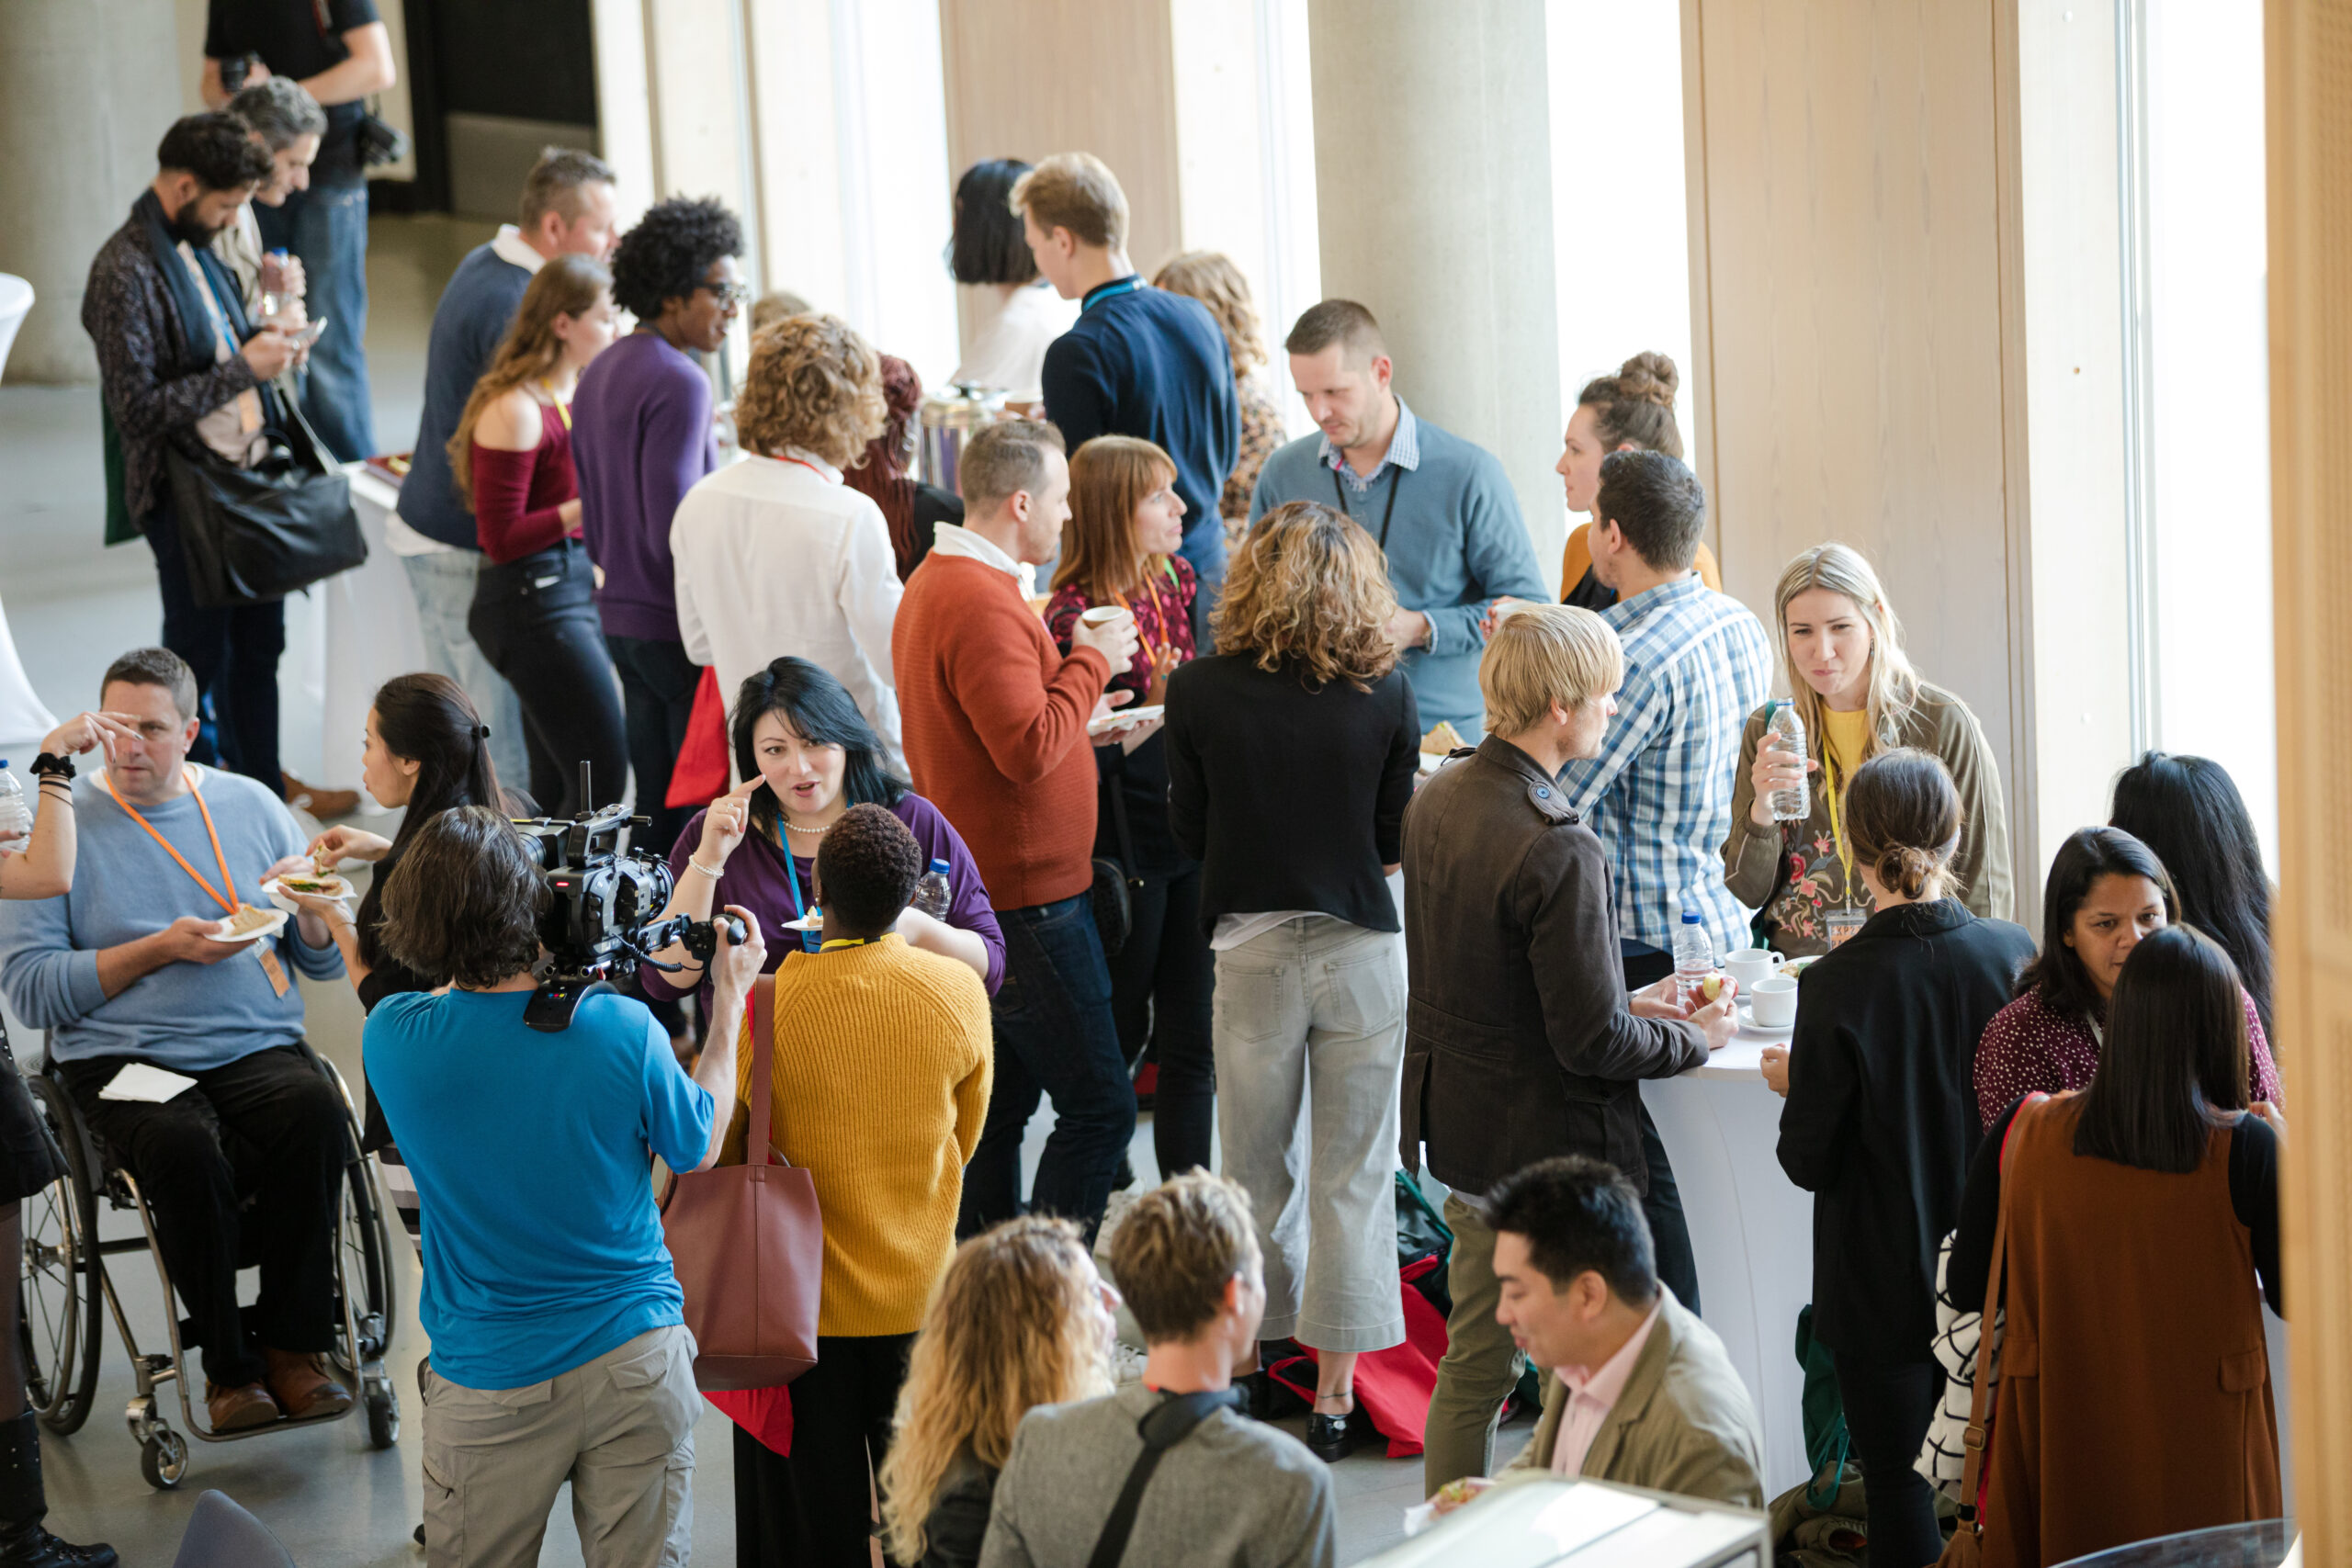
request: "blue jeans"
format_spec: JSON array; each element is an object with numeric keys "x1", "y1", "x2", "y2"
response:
[
  {"x1": 959, "y1": 893, "x2": 1136, "y2": 1241},
  {"x1": 604, "y1": 634, "x2": 700, "y2": 856},
  {"x1": 399, "y1": 551, "x2": 529, "y2": 795},
  {"x1": 256, "y1": 179, "x2": 374, "y2": 462}
]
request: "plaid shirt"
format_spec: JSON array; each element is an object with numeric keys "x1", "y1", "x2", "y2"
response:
[
  {"x1": 1319, "y1": 398, "x2": 1421, "y2": 493},
  {"x1": 1558, "y1": 575, "x2": 1773, "y2": 956}
]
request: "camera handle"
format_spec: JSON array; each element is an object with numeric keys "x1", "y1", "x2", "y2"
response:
[{"x1": 523, "y1": 912, "x2": 749, "y2": 1033}]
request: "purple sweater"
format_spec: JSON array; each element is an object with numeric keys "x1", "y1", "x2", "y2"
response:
[
  {"x1": 571, "y1": 331, "x2": 718, "y2": 642},
  {"x1": 640, "y1": 791, "x2": 1005, "y2": 1007}
]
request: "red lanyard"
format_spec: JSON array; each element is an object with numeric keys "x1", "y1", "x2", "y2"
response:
[
  {"x1": 104, "y1": 768, "x2": 243, "y2": 915},
  {"x1": 778, "y1": 456, "x2": 828, "y2": 480}
]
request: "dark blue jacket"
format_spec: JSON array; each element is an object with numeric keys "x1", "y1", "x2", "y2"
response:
[{"x1": 397, "y1": 242, "x2": 534, "y2": 549}]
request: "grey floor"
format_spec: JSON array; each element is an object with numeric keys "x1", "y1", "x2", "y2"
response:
[{"x1": 0, "y1": 216, "x2": 1522, "y2": 1562}]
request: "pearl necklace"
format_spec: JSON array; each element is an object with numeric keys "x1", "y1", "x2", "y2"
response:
[{"x1": 784, "y1": 818, "x2": 833, "y2": 839}]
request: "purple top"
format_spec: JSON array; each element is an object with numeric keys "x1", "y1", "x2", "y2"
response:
[
  {"x1": 571, "y1": 331, "x2": 718, "y2": 643},
  {"x1": 640, "y1": 791, "x2": 1005, "y2": 1007}
]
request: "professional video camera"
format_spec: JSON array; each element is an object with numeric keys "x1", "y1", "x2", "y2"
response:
[{"x1": 513, "y1": 764, "x2": 744, "y2": 1032}]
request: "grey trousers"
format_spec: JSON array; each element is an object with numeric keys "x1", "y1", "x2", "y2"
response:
[
  {"x1": 1213, "y1": 916, "x2": 1407, "y2": 1353},
  {"x1": 1424, "y1": 1191, "x2": 1526, "y2": 1493},
  {"x1": 422, "y1": 1324, "x2": 698, "y2": 1568}
]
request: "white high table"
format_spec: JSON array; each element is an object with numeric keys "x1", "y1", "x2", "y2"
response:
[
  {"x1": 1644, "y1": 1032, "x2": 2296, "y2": 1506},
  {"x1": 278, "y1": 464, "x2": 425, "y2": 803}
]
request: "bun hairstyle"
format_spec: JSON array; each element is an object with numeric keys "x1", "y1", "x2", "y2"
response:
[
  {"x1": 372, "y1": 673, "x2": 503, "y2": 859},
  {"x1": 1577, "y1": 351, "x2": 1684, "y2": 460},
  {"x1": 1841, "y1": 748, "x2": 1965, "y2": 903}
]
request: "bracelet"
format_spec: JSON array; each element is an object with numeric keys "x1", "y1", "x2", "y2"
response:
[
  {"x1": 687, "y1": 856, "x2": 726, "y2": 881},
  {"x1": 29, "y1": 753, "x2": 73, "y2": 782}
]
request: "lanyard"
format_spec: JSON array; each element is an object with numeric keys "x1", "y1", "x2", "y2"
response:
[
  {"x1": 818, "y1": 937, "x2": 874, "y2": 953},
  {"x1": 773, "y1": 828, "x2": 822, "y2": 954},
  {"x1": 778, "y1": 455, "x2": 828, "y2": 480},
  {"x1": 104, "y1": 769, "x2": 243, "y2": 916},
  {"x1": 1110, "y1": 564, "x2": 1181, "y2": 676},
  {"x1": 1330, "y1": 462, "x2": 1405, "y2": 549},
  {"x1": 1081, "y1": 275, "x2": 1145, "y2": 310},
  {"x1": 1820, "y1": 743, "x2": 1858, "y2": 906},
  {"x1": 539, "y1": 379, "x2": 572, "y2": 432}
]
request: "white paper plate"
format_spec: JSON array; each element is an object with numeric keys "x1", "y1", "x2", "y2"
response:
[
  {"x1": 209, "y1": 908, "x2": 288, "y2": 942},
  {"x1": 781, "y1": 913, "x2": 823, "y2": 932},
  {"x1": 1086, "y1": 705, "x2": 1164, "y2": 737},
  {"x1": 263, "y1": 874, "x2": 354, "y2": 916}
]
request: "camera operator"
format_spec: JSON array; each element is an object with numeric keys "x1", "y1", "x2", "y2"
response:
[{"x1": 362, "y1": 805, "x2": 763, "y2": 1568}]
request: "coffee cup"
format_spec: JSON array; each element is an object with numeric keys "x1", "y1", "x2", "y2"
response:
[
  {"x1": 1080, "y1": 605, "x2": 1134, "y2": 632},
  {"x1": 1724, "y1": 947, "x2": 1777, "y2": 993},
  {"x1": 1750, "y1": 975, "x2": 1800, "y2": 1030}
]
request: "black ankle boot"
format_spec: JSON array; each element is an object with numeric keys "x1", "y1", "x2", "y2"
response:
[{"x1": 0, "y1": 1410, "x2": 116, "y2": 1568}]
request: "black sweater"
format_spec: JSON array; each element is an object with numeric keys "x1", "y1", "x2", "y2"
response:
[
  {"x1": 1163, "y1": 652, "x2": 1419, "y2": 937},
  {"x1": 1775, "y1": 897, "x2": 2037, "y2": 1363},
  {"x1": 1950, "y1": 1095, "x2": 2282, "y2": 1317}
]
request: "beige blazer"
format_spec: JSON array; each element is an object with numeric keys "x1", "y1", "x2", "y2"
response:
[{"x1": 1499, "y1": 1289, "x2": 1767, "y2": 1509}]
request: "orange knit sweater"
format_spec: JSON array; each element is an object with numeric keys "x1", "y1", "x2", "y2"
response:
[
  {"x1": 735, "y1": 936, "x2": 993, "y2": 1337},
  {"x1": 891, "y1": 552, "x2": 1111, "y2": 909}
]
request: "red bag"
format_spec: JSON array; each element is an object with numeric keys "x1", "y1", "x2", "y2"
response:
[{"x1": 665, "y1": 665, "x2": 731, "y2": 808}]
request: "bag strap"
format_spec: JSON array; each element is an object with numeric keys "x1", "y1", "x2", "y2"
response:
[
  {"x1": 1085, "y1": 1389, "x2": 1242, "y2": 1568},
  {"x1": 1955, "y1": 1093, "x2": 2043, "y2": 1529},
  {"x1": 746, "y1": 977, "x2": 776, "y2": 1168}
]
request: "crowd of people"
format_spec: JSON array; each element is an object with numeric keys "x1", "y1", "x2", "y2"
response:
[{"x1": 47, "y1": 81, "x2": 2291, "y2": 1568}]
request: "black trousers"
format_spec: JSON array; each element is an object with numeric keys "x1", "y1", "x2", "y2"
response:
[
  {"x1": 1620, "y1": 943, "x2": 1701, "y2": 1314},
  {"x1": 145, "y1": 498, "x2": 286, "y2": 796},
  {"x1": 605, "y1": 632, "x2": 700, "y2": 857},
  {"x1": 61, "y1": 1045, "x2": 345, "y2": 1388},
  {"x1": 733, "y1": 1333, "x2": 912, "y2": 1568},
  {"x1": 1832, "y1": 1352, "x2": 1944, "y2": 1568},
  {"x1": 469, "y1": 540, "x2": 626, "y2": 817},
  {"x1": 1108, "y1": 866, "x2": 1215, "y2": 1179}
]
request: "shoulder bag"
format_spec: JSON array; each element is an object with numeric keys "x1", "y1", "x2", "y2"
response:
[
  {"x1": 1934, "y1": 1094, "x2": 2041, "y2": 1566},
  {"x1": 162, "y1": 394, "x2": 367, "y2": 607},
  {"x1": 1085, "y1": 1388, "x2": 1246, "y2": 1568},
  {"x1": 1090, "y1": 751, "x2": 1145, "y2": 960},
  {"x1": 659, "y1": 979, "x2": 823, "y2": 1390}
]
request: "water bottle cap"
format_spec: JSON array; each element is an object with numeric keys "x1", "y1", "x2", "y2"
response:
[
  {"x1": 1681, "y1": 909, "x2": 1701, "y2": 923},
  {"x1": 929, "y1": 859, "x2": 950, "y2": 874}
]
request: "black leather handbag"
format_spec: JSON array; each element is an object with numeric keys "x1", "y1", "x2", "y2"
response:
[
  {"x1": 162, "y1": 399, "x2": 366, "y2": 608},
  {"x1": 1089, "y1": 766, "x2": 1145, "y2": 960}
]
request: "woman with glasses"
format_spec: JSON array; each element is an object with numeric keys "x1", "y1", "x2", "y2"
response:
[{"x1": 571, "y1": 195, "x2": 747, "y2": 856}]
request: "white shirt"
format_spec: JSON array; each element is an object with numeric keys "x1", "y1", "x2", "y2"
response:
[
  {"x1": 671, "y1": 448, "x2": 904, "y2": 767},
  {"x1": 953, "y1": 280, "x2": 1078, "y2": 402},
  {"x1": 387, "y1": 226, "x2": 550, "y2": 558},
  {"x1": 929, "y1": 521, "x2": 1038, "y2": 599}
]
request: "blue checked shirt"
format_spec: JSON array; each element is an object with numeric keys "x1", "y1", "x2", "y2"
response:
[
  {"x1": 1557, "y1": 575, "x2": 1774, "y2": 957},
  {"x1": 1320, "y1": 400, "x2": 1420, "y2": 491}
]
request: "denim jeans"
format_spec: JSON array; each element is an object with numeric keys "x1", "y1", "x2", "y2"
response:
[
  {"x1": 256, "y1": 179, "x2": 374, "y2": 462},
  {"x1": 400, "y1": 551, "x2": 529, "y2": 794},
  {"x1": 958, "y1": 893, "x2": 1135, "y2": 1242},
  {"x1": 469, "y1": 541, "x2": 627, "y2": 816},
  {"x1": 604, "y1": 634, "x2": 700, "y2": 856},
  {"x1": 145, "y1": 496, "x2": 285, "y2": 795},
  {"x1": 1833, "y1": 1353, "x2": 1945, "y2": 1568}
]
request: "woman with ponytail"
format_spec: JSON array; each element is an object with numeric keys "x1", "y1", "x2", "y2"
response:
[{"x1": 1768, "y1": 749, "x2": 2034, "y2": 1568}]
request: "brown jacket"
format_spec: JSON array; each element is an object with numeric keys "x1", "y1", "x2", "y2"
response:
[
  {"x1": 1721, "y1": 680, "x2": 2012, "y2": 956},
  {"x1": 1399, "y1": 738, "x2": 1705, "y2": 1194},
  {"x1": 1498, "y1": 1289, "x2": 1766, "y2": 1509},
  {"x1": 1979, "y1": 1097, "x2": 2281, "y2": 1567}
]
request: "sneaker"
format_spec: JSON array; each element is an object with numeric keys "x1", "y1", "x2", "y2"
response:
[
  {"x1": 264, "y1": 1347, "x2": 355, "y2": 1420},
  {"x1": 282, "y1": 773, "x2": 361, "y2": 819},
  {"x1": 205, "y1": 1380, "x2": 280, "y2": 1432}
]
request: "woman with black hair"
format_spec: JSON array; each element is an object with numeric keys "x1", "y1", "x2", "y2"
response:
[
  {"x1": 1951, "y1": 926, "x2": 2284, "y2": 1566},
  {"x1": 1973, "y1": 826, "x2": 2280, "y2": 1130},
  {"x1": 947, "y1": 157, "x2": 1076, "y2": 406},
  {"x1": 571, "y1": 195, "x2": 747, "y2": 854},
  {"x1": 642, "y1": 657, "x2": 1002, "y2": 1010},
  {"x1": 2110, "y1": 750, "x2": 2278, "y2": 1042}
]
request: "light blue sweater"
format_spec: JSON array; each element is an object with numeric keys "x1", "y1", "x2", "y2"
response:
[
  {"x1": 0, "y1": 769, "x2": 343, "y2": 1069},
  {"x1": 1249, "y1": 404, "x2": 1546, "y2": 732}
]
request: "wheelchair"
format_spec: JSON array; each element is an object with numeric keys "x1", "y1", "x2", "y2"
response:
[{"x1": 13, "y1": 1042, "x2": 400, "y2": 1489}]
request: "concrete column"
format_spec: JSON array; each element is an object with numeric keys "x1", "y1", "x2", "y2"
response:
[
  {"x1": 1303, "y1": 0, "x2": 1566, "y2": 571},
  {"x1": 0, "y1": 0, "x2": 187, "y2": 384}
]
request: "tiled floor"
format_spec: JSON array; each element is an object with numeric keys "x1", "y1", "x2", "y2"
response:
[{"x1": 0, "y1": 215, "x2": 1510, "y2": 1563}]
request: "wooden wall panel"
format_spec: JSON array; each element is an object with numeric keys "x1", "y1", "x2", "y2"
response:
[{"x1": 935, "y1": 0, "x2": 1183, "y2": 276}]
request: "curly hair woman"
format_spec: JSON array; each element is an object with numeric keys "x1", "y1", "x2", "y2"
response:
[
  {"x1": 1161, "y1": 499, "x2": 1421, "y2": 1460},
  {"x1": 670, "y1": 313, "x2": 906, "y2": 763},
  {"x1": 571, "y1": 195, "x2": 745, "y2": 853}
]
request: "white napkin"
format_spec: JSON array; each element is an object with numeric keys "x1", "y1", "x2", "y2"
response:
[{"x1": 99, "y1": 1063, "x2": 198, "y2": 1103}]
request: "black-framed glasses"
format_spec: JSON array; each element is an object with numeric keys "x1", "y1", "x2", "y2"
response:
[{"x1": 701, "y1": 279, "x2": 752, "y2": 308}]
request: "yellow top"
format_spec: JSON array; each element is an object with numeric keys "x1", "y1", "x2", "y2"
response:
[
  {"x1": 1819, "y1": 706, "x2": 1871, "y2": 779},
  {"x1": 1561, "y1": 524, "x2": 1724, "y2": 598},
  {"x1": 734, "y1": 934, "x2": 994, "y2": 1337}
]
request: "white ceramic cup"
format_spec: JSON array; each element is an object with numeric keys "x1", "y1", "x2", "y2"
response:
[
  {"x1": 1724, "y1": 946, "x2": 1777, "y2": 993},
  {"x1": 1749, "y1": 975, "x2": 1800, "y2": 1030},
  {"x1": 1080, "y1": 605, "x2": 1134, "y2": 632}
]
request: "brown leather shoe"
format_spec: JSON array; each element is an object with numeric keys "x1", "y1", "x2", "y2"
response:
[
  {"x1": 281, "y1": 773, "x2": 362, "y2": 819},
  {"x1": 206, "y1": 1380, "x2": 280, "y2": 1432},
  {"x1": 264, "y1": 1348, "x2": 354, "y2": 1420}
]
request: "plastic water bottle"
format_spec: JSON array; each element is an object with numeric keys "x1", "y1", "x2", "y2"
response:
[
  {"x1": 913, "y1": 858, "x2": 953, "y2": 919},
  {"x1": 1767, "y1": 700, "x2": 1811, "y2": 821},
  {"x1": 0, "y1": 762, "x2": 27, "y2": 849},
  {"x1": 1673, "y1": 908, "x2": 1715, "y2": 1010}
]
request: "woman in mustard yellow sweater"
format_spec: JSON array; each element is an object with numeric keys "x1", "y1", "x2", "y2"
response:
[{"x1": 732, "y1": 803, "x2": 993, "y2": 1566}]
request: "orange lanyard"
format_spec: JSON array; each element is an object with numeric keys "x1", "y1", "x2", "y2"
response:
[
  {"x1": 1112, "y1": 568, "x2": 1178, "y2": 671},
  {"x1": 103, "y1": 768, "x2": 242, "y2": 915}
]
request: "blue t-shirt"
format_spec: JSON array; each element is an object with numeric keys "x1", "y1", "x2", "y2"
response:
[{"x1": 363, "y1": 988, "x2": 714, "y2": 1389}]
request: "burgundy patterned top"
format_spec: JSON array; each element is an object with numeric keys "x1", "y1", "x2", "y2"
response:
[
  {"x1": 1043, "y1": 556, "x2": 1198, "y2": 700},
  {"x1": 1973, "y1": 986, "x2": 2283, "y2": 1131}
]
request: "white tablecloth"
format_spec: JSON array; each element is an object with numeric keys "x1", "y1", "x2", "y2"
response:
[
  {"x1": 0, "y1": 275, "x2": 58, "y2": 756},
  {"x1": 279, "y1": 467, "x2": 425, "y2": 805}
]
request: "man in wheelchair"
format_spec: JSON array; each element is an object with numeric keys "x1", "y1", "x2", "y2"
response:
[{"x1": 0, "y1": 649, "x2": 351, "y2": 1434}]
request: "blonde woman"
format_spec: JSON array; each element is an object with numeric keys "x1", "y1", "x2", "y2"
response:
[
  {"x1": 449, "y1": 254, "x2": 624, "y2": 817},
  {"x1": 1163, "y1": 500, "x2": 1419, "y2": 1462},
  {"x1": 1723, "y1": 543, "x2": 2012, "y2": 956},
  {"x1": 1152, "y1": 251, "x2": 1284, "y2": 550},
  {"x1": 878, "y1": 1217, "x2": 1117, "y2": 1568},
  {"x1": 669, "y1": 312, "x2": 905, "y2": 764}
]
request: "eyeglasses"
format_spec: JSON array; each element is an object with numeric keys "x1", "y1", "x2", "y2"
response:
[{"x1": 701, "y1": 279, "x2": 752, "y2": 308}]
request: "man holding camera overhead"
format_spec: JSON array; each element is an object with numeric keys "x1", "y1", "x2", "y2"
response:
[{"x1": 364, "y1": 805, "x2": 764, "y2": 1568}]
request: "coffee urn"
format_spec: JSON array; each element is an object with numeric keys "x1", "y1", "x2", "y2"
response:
[{"x1": 919, "y1": 384, "x2": 1013, "y2": 496}]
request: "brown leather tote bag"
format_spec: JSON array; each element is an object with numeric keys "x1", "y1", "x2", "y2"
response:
[{"x1": 660, "y1": 981, "x2": 822, "y2": 1390}]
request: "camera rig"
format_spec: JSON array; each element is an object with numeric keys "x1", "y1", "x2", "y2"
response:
[{"x1": 513, "y1": 765, "x2": 743, "y2": 1032}]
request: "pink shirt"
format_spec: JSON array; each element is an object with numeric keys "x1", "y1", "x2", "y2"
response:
[{"x1": 1550, "y1": 1303, "x2": 1663, "y2": 1476}]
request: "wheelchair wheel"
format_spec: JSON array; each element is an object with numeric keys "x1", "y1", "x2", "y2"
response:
[
  {"x1": 335, "y1": 1153, "x2": 395, "y2": 1368},
  {"x1": 139, "y1": 1427, "x2": 187, "y2": 1491},
  {"x1": 20, "y1": 1076, "x2": 100, "y2": 1435},
  {"x1": 366, "y1": 1387, "x2": 398, "y2": 1450}
]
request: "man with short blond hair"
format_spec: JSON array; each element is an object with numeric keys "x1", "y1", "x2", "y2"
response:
[
  {"x1": 979, "y1": 1173, "x2": 1336, "y2": 1568},
  {"x1": 1015, "y1": 152, "x2": 1237, "y2": 645}
]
